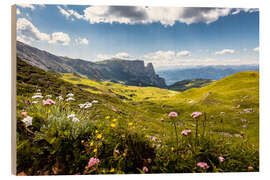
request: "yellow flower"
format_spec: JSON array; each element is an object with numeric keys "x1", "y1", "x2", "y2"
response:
[
  {"x1": 171, "y1": 147, "x2": 174, "y2": 151},
  {"x1": 112, "y1": 118, "x2": 117, "y2": 122},
  {"x1": 123, "y1": 153, "x2": 127, "y2": 157},
  {"x1": 198, "y1": 134, "x2": 201, "y2": 137},
  {"x1": 95, "y1": 130, "x2": 99, "y2": 133},
  {"x1": 47, "y1": 109, "x2": 51, "y2": 114},
  {"x1": 81, "y1": 140, "x2": 84, "y2": 144},
  {"x1": 105, "y1": 116, "x2": 110, "y2": 119},
  {"x1": 110, "y1": 123, "x2": 116, "y2": 128},
  {"x1": 90, "y1": 141, "x2": 94, "y2": 146},
  {"x1": 93, "y1": 148, "x2": 97, "y2": 153},
  {"x1": 181, "y1": 154, "x2": 185, "y2": 158},
  {"x1": 128, "y1": 122, "x2": 133, "y2": 126},
  {"x1": 71, "y1": 111, "x2": 75, "y2": 114},
  {"x1": 110, "y1": 168, "x2": 115, "y2": 173},
  {"x1": 97, "y1": 134, "x2": 102, "y2": 139},
  {"x1": 132, "y1": 126, "x2": 135, "y2": 129}
]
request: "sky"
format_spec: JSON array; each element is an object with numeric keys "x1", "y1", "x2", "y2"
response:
[{"x1": 16, "y1": 4, "x2": 259, "y2": 70}]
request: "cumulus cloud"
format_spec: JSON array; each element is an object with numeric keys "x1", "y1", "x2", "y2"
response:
[
  {"x1": 57, "y1": 6, "x2": 258, "y2": 26},
  {"x1": 17, "y1": 18, "x2": 71, "y2": 46},
  {"x1": 17, "y1": 4, "x2": 35, "y2": 10},
  {"x1": 49, "y1": 32, "x2": 70, "y2": 46},
  {"x1": 253, "y1": 47, "x2": 259, "y2": 52},
  {"x1": 176, "y1": 50, "x2": 191, "y2": 57},
  {"x1": 16, "y1": 8, "x2": 21, "y2": 15},
  {"x1": 75, "y1": 37, "x2": 89, "y2": 45},
  {"x1": 215, "y1": 49, "x2": 235, "y2": 55},
  {"x1": 95, "y1": 52, "x2": 133, "y2": 61},
  {"x1": 17, "y1": 18, "x2": 50, "y2": 42}
]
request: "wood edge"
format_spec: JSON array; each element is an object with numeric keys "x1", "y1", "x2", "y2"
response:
[{"x1": 11, "y1": 4, "x2": 17, "y2": 176}]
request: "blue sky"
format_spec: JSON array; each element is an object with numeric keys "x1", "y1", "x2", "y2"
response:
[{"x1": 16, "y1": 4, "x2": 259, "y2": 69}]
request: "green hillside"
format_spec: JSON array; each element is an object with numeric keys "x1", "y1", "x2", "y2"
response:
[
  {"x1": 16, "y1": 59, "x2": 259, "y2": 175},
  {"x1": 168, "y1": 79, "x2": 214, "y2": 92}
]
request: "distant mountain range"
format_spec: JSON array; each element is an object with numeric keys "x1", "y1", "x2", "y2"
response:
[
  {"x1": 16, "y1": 41, "x2": 166, "y2": 88},
  {"x1": 157, "y1": 66, "x2": 259, "y2": 85}
]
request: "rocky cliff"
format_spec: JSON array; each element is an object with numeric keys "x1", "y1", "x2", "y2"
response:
[{"x1": 16, "y1": 41, "x2": 167, "y2": 88}]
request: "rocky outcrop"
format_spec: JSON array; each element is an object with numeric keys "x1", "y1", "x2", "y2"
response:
[{"x1": 16, "y1": 41, "x2": 167, "y2": 88}]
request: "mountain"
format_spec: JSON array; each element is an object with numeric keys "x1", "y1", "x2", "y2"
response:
[
  {"x1": 16, "y1": 41, "x2": 167, "y2": 88},
  {"x1": 157, "y1": 66, "x2": 259, "y2": 85},
  {"x1": 168, "y1": 79, "x2": 213, "y2": 92}
]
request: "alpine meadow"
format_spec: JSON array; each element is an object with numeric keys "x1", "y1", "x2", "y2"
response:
[{"x1": 14, "y1": 5, "x2": 259, "y2": 175}]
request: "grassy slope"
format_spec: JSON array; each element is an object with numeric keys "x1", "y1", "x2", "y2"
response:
[{"x1": 61, "y1": 71, "x2": 259, "y2": 147}]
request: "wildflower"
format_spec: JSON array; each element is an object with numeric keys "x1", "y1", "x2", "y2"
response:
[
  {"x1": 47, "y1": 109, "x2": 51, "y2": 114},
  {"x1": 168, "y1": 111, "x2": 178, "y2": 117},
  {"x1": 218, "y1": 156, "x2": 225, "y2": 162},
  {"x1": 95, "y1": 130, "x2": 99, "y2": 133},
  {"x1": 248, "y1": 166, "x2": 254, "y2": 171},
  {"x1": 90, "y1": 141, "x2": 94, "y2": 146},
  {"x1": 110, "y1": 168, "x2": 115, "y2": 173},
  {"x1": 114, "y1": 149, "x2": 120, "y2": 154},
  {"x1": 147, "y1": 158, "x2": 152, "y2": 164},
  {"x1": 128, "y1": 122, "x2": 133, "y2": 126},
  {"x1": 32, "y1": 94, "x2": 43, "y2": 99},
  {"x1": 105, "y1": 116, "x2": 110, "y2": 119},
  {"x1": 32, "y1": 101, "x2": 38, "y2": 104},
  {"x1": 45, "y1": 95, "x2": 52, "y2": 98},
  {"x1": 112, "y1": 118, "x2": 117, "y2": 122},
  {"x1": 92, "y1": 100, "x2": 99, "y2": 103},
  {"x1": 123, "y1": 153, "x2": 127, "y2": 157},
  {"x1": 79, "y1": 102, "x2": 92, "y2": 109},
  {"x1": 171, "y1": 147, "x2": 174, "y2": 151},
  {"x1": 21, "y1": 112, "x2": 27, "y2": 118},
  {"x1": 220, "y1": 112, "x2": 225, "y2": 115},
  {"x1": 56, "y1": 96, "x2": 63, "y2": 101},
  {"x1": 181, "y1": 129, "x2": 192, "y2": 136},
  {"x1": 97, "y1": 134, "x2": 102, "y2": 139},
  {"x1": 67, "y1": 114, "x2": 76, "y2": 118},
  {"x1": 21, "y1": 116, "x2": 33, "y2": 127},
  {"x1": 43, "y1": 99, "x2": 55, "y2": 106},
  {"x1": 72, "y1": 117, "x2": 80, "y2": 122},
  {"x1": 191, "y1": 112, "x2": 202, "y2": 118},
  {"x1": 142, "y1": 166, "x2": 149, "y2": 172},
  {"x1": 88, "y1": 157, "x2": 100, "y2": 168},
  {"x1": 93, "y1": 148, "x2": 97, "y2": 153},
  {"x1": 181, "y1": 154, "x2": 185, "y2": 159},
  {"x1": 110, "y1": 123, "x2": 116, "y2": 128},
  {"x1": 66, "y1": 93, "x2": 74, "y2": 97},
  {"x1": 66, "y1": 97, "x2": 75, "y2": 101},
  {"x1": 81, "y1": 140, "x2": 84, "y2": 144},
  {"x1": 197, "y1": 162, "x2": 209, "y2": 169},
  {"x1": 223, "y1": 132, "x2": 233, "y2": 138}
]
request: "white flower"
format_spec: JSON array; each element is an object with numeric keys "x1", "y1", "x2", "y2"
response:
[
  {"x1": 79, "y1": 104, "x2": 85, "y2": 108},
  {"x1": 32, "y1": 95, "x2": 43, "y2": 99},
  {"x1": 66, "y1": 93, "x2": 74, "y2": 97},
  {"x1": 79, "y1": 102, "x2": 92, "y2": 109},
  {"x1": 22, "y1": 116, "x2": 32, "y2": 127},
  {"x1": 46, "y1": 95, "x2": 52, "y2": 98},
  {"x1": 67, "y1": 114, "x2": 76, "y2": 118},
  {"x1": 92, "y1": 100, "x2": 99, "y2": 104},
  {"x1": 72, "y1": 117, "x2": 80, "y2": 122},
  {"x1": 56, "y1": 96, "x2": 64, "y2": 101},
  {"x1": 32, "y1": 101, "x2": 39, "y2": 104},
  {"x1": 66, "y1": 97, "x2": 75, "y2": 101}
]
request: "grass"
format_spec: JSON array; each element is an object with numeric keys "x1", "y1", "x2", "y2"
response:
[{"x1": 16, "y1": 58, "x2": 259, "y2": 175}]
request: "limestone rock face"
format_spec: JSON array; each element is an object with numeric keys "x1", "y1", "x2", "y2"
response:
[{"x1": 17, "y1": 41, "x2": 167, "y2": 88}]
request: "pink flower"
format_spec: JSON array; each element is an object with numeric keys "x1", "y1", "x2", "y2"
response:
[
  {"x1": 218, "y1": 156, "x2": 225, "y2": 162},
  {"x1": 142, "y1": 166, "x2": 149, "y2": 172},
  {"x1": 197, "y1": 162, "x2": 209, "y2": 169},
  {"x1": 181, "y1": 129, "x2": 192, "y2": 136},
  {"x1": 168, "y1": 112, "x2": 178, "y2": 117},
  {"x1": 88, "y1": 157, "x2": 100, "y2": 168},
  {"x1": 191, "y1": 112, "x2": 202, "y2": 118},
  {"x1": 114, "y1": 149, "x2": 120, "y2": 154},
  {"x1": 43, "y1": 99, "x2": 55, "y2": 106}
]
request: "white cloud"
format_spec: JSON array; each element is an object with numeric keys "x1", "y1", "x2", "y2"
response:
[
  {"x1": 17, "y1": 18, "x2": 50, "y2": 42},
  {"x1": 95, "y1": 52, "x2": 134, "y2": 61},
  {"x1": 75, "y1": 37, "x2": 89, "y2": 45},
  {"x1": 114, "y1": 52, "x2": 130, "y2": 59},
  {"x1": 16, "y1": 8, "x2": 21, "y2": 15},
  {"x1": 176, "y1": 50, "x2": 191, "y2": 57},
  {"x1": 215, "y1": 49, "x2": 235, "y2": 55},
  {"x1": 57, "y1": 6, "x2": 83, "y2": 20},
  {"x1": 144, "y1": 50, "x2": 176, "y2": 61},
  {"x1": 49, "y1": 32, "x2": 70, "y2": 46},
  {"x1": 58, "y1": 6, "x2": 258, "y2": 26},
  {"x1": 17, "y1": 4, "x2": 35, "y2": 10},
  {"x1": 253, "y1": 47, "x2": 259, "y2": 52}
]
